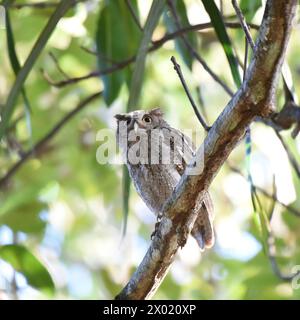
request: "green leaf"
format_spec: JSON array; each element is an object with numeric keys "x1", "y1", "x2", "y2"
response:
[
  {"x1": 201, "y1": 0, "x2": 241, "y2": 88},
  {"x1": 127, "y1": 0, "x2": 166, "y2": 110},
  {"x1": 5, "y1": 8, "x2": 32, "y2": 136},
  {"x1": 0, "y1": 244, "x2": 55, "y2": 294},
  {"x1": 0, "y1": 201, "x2": 47, "y2": 234},
  {"x1": 251, "y1": 190, "x2": 270, "y2": 253},
  {"x1": 240, "y1": 0, "x2": 262, "y2": 22},
  {"x1": 0, "y1": 183, "x2": 44, "y2": 217},
  {"x1": 95, "y1": 0, "x2": 141, "y2": 105},
  {"x1": 0, "y1": 183, "x2": 48, "y2": 234},
  {"x1": 163, "y1": 0, "x2": 196, "y2": 69}
]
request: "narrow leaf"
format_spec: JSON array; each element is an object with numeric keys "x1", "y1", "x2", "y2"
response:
[
  {"x1": 251, "y1": 188, "x2": 270, "y2": 254},
  {"x1": 5, "y1": 8, "x2": 32, "y2": 136},
  {"x1": 163, "y1": 0, "x2": 196, "y2": 69},
  {"x1": 201, "y1": 0, "x2": 241, "y2": 88},
  {"x1": 127, "y1": 0, "x2": 166, "y2": 109},
  {"x1": 95, "y1": 0, "x2": 141, "y2": 105}
]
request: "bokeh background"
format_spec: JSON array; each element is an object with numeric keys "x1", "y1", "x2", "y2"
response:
[{"x1": 0, "y1": 0, "x2": 300, "y2": 299}]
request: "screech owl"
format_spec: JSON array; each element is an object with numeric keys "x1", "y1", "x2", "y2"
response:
[{"x1": 115, "y1": 108, "x2": 214, "y2": 250}]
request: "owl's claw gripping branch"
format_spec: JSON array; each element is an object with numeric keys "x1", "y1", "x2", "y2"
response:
[
  {"x1": 176, "y1": 225, "x2": 189, "y2": 248},
  {"x1": 151, "y1": 213, "x2": 163, "y2": 240},
  {"x1": 116, "y1": 0, "x2": 297, "y2": 300}
]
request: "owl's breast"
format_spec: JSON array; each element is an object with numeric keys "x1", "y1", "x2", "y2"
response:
[{"x1": 127, "y1": 164, "x2": 181, "y2": 214}]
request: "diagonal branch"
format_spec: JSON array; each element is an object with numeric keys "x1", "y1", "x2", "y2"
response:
[
  {"x1": 116, "y1": 0, "x2": 297, "y2": 300},
  {"x1": 170, "y1": 56, "x2": 210, "y2": 131}
]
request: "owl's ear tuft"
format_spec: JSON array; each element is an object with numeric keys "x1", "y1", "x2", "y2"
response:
[{"x1": 149, "y1": 108, "x2": 164, "y2": 118}]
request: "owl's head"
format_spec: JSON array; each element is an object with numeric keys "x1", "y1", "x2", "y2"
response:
[{"x1": 114, "y1": 108, "x2": 164, "y2": 132}]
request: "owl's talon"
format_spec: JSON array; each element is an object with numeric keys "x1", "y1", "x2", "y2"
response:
[
  {"x1": 151, "y1": 214, "x2": 162, "y2": 239},
  {"x1": 177, "y1": 225, "x2": 189, "y2": 248}
]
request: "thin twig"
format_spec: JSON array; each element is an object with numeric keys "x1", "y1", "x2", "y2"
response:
[
  {"x1": 43, "y1": 22, "x2": 257, "y2": 89},
  {"x1": 243, "y1": 37, "x2": 249, "y2": 81},
  {"x1": 167, "y1": 0, "x2": 234, "y2": 97},
  {"x1": 196, "y1": 86, "x2": 208, "y2": 123},
  {"x1": 0, "y1": 92, "x2": 102, "y2": 188},
  {"x1": 48, "y1": 52, "x2": 70, "y2": 80},
  {"x1": 231, "y1": 0, "x2": 255, "y2": 50},
  {"x1": 79, "y1": 45, "x2": 97, "y2": 56},
  {"x1": 152, "y1": 22, "x2": 259, "y2": 47},
  {"x1": 274, "y1": 130, "x2": 300, "y2": 179},
  {"x1": 171, "y1": 56, "x2": 210, "y2": 131},
  {"x1": 125, "y1": 0, "x2": 143, "y2": 32},
  {"x1": 268, "y1": 242, "x2": 300, "y2": 281},
  {"x1": 227, "y1": 163, "x2": 300, "y2": 218},
  {"x1": 266, "y1": 195, "x2": 300, "y2": 281},
  {"x1": 41, "y1": 58, "x2": 134, "y2": 87}
]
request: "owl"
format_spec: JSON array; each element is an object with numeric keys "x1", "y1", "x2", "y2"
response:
[{"x1": 115, "y1": 108, "x2": 214, "y2": 250}]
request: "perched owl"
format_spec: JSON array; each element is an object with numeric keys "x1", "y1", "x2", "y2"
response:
[{"x1": 115, "y1": 108, "x2": 214, "y2": 250}]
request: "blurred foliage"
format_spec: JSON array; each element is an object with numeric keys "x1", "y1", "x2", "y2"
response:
[
  {"x1": 96, "y1": 0, "x2": 141, "y2": 105},
  {"x1": 164, "y1": 0, "x2": 197, "y2": 70},
  {"x1": 0, "y1": 244, "x2": 54, "y2": 294},
  {"x1": 0, "y1": 0, "x2": 300, "y2": 300}
]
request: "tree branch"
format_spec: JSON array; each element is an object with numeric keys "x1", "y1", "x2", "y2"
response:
[
  {"x1": 116, "y1": 0, "x2": 297, "y2": 300},
  {"x1": 44, "y1": 22, "x2": 258, "y2": 89},
  {"x1": 232, "y1": 0, "x2": 255, "y2": 50},
  {"x1": 170, "y1": 56, "x2": 210, "y2": 131}
]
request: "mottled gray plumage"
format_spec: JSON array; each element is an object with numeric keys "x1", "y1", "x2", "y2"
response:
[{"x1": 115, "y1": 108, "x2": 214, "y2": 250}]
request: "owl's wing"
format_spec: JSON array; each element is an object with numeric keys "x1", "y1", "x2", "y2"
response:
[
  {"x1": 160, "y1": 124, "x2": 214, "y2": 250},
  {"x1": 164, "y1": 126, "x2": 195, "y2": 176}
]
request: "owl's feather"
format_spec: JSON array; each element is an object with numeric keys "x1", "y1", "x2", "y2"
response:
[
  {"x1": 115, "y1": 108, "x2": 214, "y2": 250},
  {"x1": 161, "y1": 123, "x2": 214, "y2": 250}
]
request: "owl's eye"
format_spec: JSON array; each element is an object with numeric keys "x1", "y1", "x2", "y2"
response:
[{"x1": 143, "y1": 115, "x2": 152, "y2": 124}]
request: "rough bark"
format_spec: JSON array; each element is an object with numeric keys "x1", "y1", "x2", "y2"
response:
[{"x1": 116, "y1": 0, "x2": 297, "y2": 300}]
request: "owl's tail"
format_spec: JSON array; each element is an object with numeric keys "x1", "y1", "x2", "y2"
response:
[{"x1": 191, "y1": 193, "x2": 215, "y2": 251}]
